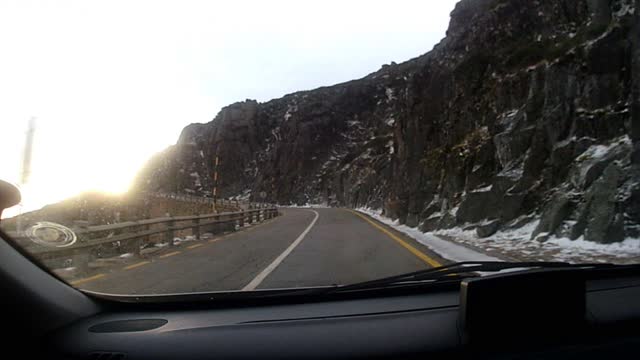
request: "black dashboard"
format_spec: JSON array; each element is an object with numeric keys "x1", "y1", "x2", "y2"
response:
[{"x1": 46, "y1": 270, "x2": 640, "y2": 359}]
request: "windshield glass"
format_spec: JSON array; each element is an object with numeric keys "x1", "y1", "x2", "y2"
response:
[{"x1": 1, "y1": 0, "x2": 639, "y2": 296}]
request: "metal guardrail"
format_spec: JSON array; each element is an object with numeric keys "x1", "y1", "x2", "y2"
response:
[
  {"x1": 20, "y1": 207, "x2": 280, "y2": 272},
  {"x1": 145, "y1": 191, "x2": 274, "y2": 211}
]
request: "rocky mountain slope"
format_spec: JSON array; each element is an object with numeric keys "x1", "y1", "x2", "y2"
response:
[{"x1": 135, "y1": 0, "x2": 639, "y2": 244}]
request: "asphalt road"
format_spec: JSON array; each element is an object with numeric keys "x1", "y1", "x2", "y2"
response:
[{"x1": 79, "y1": 208, "x2": 447, "y2": 295}]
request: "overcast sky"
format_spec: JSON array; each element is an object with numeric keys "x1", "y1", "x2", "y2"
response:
[{"x1": 0, "y1": 0, "x2": 459, "y2": 216}]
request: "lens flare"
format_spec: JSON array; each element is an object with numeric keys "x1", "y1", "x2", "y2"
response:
[{"x1": 26, "y1": 221, "x2": 77, "y2": 247}]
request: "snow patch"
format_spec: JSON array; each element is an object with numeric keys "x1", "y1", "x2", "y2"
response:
[
  {"x1": 385, "y1": 88, "x2": 396, "y2": 102},
  {"x1": 576, "y1": 135, "x2": 631, "y2": 161},
  {"x1": 173, "y1": 235, "x2": 197, "y2": 244},
  {"x1": 271, "y1": 128, "x2": 282, "y2": 141},
  {"x1": 471, "y1": 184, "x2": 493, "y2": 193},
  {"x1": 284, "y1": 104, "x2": 297, "y2": 122},
  {"x1": 498, "y1": 165, "x2": 524, "y2": 180},
  {"x1": 449, "y1": 206, "x2": 460, "y2": 216},
  {"x1": 614, "y1": 1, "x2": 635, "y2": 17}
]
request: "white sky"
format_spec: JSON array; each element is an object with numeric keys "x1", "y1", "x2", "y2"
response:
[{"x1": 0, "y1": 0, "x2": 458, "y2": 216}]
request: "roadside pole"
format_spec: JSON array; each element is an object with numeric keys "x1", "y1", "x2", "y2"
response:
[
  {"x1": 212, "y1": 154, "x2": 219, "y2": 213},
  {"x1": 16, "y1": 117, "x2": 36, "y2": 234}
]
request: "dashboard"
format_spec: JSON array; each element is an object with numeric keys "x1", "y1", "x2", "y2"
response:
[{"x1": 46, "y1": 273, "x2": 640, "y2": 359}]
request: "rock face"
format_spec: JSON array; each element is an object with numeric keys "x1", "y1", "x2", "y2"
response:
[{"x1": 136, "y1": 0, "x2": 640, "y2": 244}]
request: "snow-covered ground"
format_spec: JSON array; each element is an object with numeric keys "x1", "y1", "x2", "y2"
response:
[
  {"x1": 357, "y1": 208, "x2": 640, "y2": 264},
  {"x1": 434, "y1": 222, "x2": 640, "y2": 264},
  {"x1": 356, "y1": 208, "x2": 503, "y2": 262}
]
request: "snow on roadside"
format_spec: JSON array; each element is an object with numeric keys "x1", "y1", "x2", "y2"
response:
[
  {"x1": 357, "y1": 208, "x2": 640, "y2": 264},
  {"x1": 285, "y1": 203, "x2": 330, "y2": 208},
  {"x1": 356, "y1": 208, "x2": 503, "y2": 262},
  {"x1": 430, "y1": 219, "x2": 640, "y2": 264},
  {"x1": 173, "y1": 235, "x2": 197, "y2": 244},
  {"x1": 547, "y1": 236, "x2": 640, "y2": 257}
]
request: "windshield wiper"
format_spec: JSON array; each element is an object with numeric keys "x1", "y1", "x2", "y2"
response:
[
  {"x1": 324, "y1": 261, "x2": 620, "y2": 293},
  {"x1": 100, "y1": 261, "x2": 628, "y2": 303},
  {"x1": 237, "y1": 261, "x2": 622, "y2": 299}
]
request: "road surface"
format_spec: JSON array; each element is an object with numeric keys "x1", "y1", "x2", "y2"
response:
[{"x1": 78, "y1": 208, "x2": 447, "y2": 294}]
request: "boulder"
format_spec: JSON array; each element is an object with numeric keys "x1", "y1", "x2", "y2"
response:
[
  {"x1": 476, "y1": 219, "x2": 501, "y2": 238},
  {"x1": 569, "y1": 137, "x2": 632, "y2": 190},
  {"x1": 583, "y1": 162, "x2": 625, "y2": 243},
  {"x1": 531, "y1": 193, "x2": 571, "y2": 239},
  {"x1": 501, "y1": 193, "x2": 526, "y2": 222},
  {"x1": 405, "y1": 213, "x2": 420, "y2": 228},
  {"x1": 534, "y1": 232, "x2": 551, "y2": 243},
  {"x1": 457, "y1": 190, "x2": 501, "y2": 224}
]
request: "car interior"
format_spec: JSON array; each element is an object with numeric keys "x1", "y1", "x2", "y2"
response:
[
  {"x1": 2, "y1": 183, "x2": 640, "y2": 359},
  {"x1": 2, "y1": 1, "x2": 639, "y2": 358}
]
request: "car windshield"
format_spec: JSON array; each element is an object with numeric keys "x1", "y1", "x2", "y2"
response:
[{"x1": 0, "y1": 0, "x2": 638, "y2": 296}]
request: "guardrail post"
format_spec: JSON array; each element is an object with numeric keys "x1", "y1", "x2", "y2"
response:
[
  {"x1": 238, "y1": 211, "x2": 245, "y2": 228},
  {"x1": 73, "y1": 252, "x2": 91, "y2": 275},
  {"x1": 166, "y1": 219, "x2": 175, "y2": 246},
  {"x1": 192, "y1": 217, "x2": 200, "y2": 240},
  {"x1": 133, "y1": 238, "x2": 142, "y2": 257}
]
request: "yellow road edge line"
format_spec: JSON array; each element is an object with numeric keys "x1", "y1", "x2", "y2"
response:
[
  {"x1": 159, "y1": 251, "x2": 181, "y2": 258},
  {"x1": 347, "y1": 209, "x2": 442, "y2": 268},
  {"x1": 70, "y1": 273, "x2": 106, "y2": 286},
  {"x1": 123, "y1": 261, "x2": 150, "y2": 270},
  {"x1": 208, "y1": 238, "x2": 222, "y2": 243},
  {"x1": 187, "y1": 243, "x2": 204, "y2": 249}
]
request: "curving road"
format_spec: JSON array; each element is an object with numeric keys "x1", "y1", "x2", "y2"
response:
[{"x1": 78, "y1": 208, "x2": 448, "y2": 295}]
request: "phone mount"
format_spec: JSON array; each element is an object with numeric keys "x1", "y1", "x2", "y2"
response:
[{"x1": 460, "y1": 268, "x2": 586, "y2": 350}]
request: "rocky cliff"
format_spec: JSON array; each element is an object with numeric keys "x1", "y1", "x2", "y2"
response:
[{"x1": 136, "y1": 0, "x2": 639, "y2": 244}]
